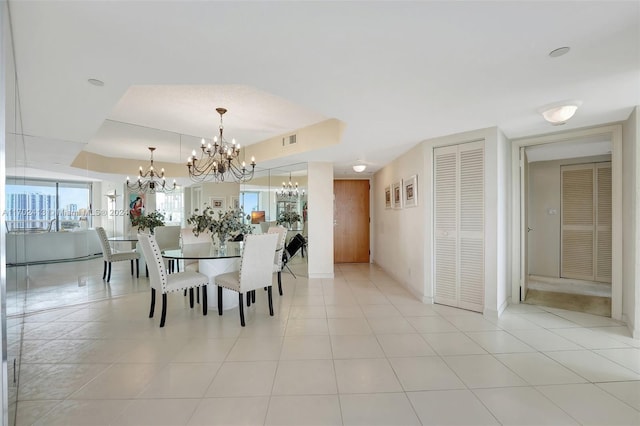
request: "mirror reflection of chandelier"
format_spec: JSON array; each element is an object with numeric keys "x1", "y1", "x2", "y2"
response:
[
  {"x1": 126, "y1": 147, "x2": 176, "y2": 194},
  {"x1": 186, "y1": 107, "x2": 256, "y2": 183},
  {"x1": 277, "y1": 172, "x2": 305, "y2": 200}
]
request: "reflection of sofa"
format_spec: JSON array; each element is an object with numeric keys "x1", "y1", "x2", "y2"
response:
[
  {"x1": 5, "y1": 219, "x2": 55, "y2": 234},
  {"x1": 6, "y1": 229, "x2": 102, "y2": 265}
]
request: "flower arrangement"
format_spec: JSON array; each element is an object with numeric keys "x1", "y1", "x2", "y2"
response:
[
  {"x1": 277, "y1": 210, "x2": 302, "y2": 227},
  {"x1": 131, "y1": 211, "x2": 165, "y2": 233},
  {"x1": 187, "y1": 206, "x2": 252, "y2": 244}
]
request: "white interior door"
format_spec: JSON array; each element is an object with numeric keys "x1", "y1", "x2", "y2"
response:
[
  {"x1": 595, "y1": 163, "x2": 612, "y2": 282},
  {"x1": 434, "y1": 141, "x2": 484, "y2": 312},
  {"x1": 434, "y1": 145, "x2": 458, "y2": 308},
  {"x1": 561, "y1": 162, "x2": 611, "y2": 282}
]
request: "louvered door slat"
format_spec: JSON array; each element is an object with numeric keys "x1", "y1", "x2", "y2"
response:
[
  {"x1": 459, "y1": 238, "x2": 484, "y2": 311},
  {"x1": 460, "y1": 148, "x2": 484, "y2": 233},
  {"x1": 562, "y1": 229, "x2": 594, "y2": 279}
]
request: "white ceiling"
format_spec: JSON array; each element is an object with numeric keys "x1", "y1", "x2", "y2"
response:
[{"x1": 6, "y1": 1, "x2": 640, "y2": 180}]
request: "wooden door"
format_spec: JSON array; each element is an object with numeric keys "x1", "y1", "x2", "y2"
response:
[{"x1": 334, "y1": 180, "x2": 370, "y2": 263}]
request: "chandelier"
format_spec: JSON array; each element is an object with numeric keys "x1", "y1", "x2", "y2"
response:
[
  {"x1": 277, "y1": 172, "x2": 305, "y2": 200},
  {"x1": 187, "y1": 107, "x2": 256, "y2": 183},
  {"x1": 126, "y1": 147, "x2": 176, "y2": 193}
]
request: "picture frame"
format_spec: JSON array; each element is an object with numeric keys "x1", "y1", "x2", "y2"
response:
[
  {"x1": 403, "y1": 174, "x2": 418, "y2": 207},
  {"x1": 392, "y1": 181, "x2": 403, "y2": 209},
  {"x1": 209, "y1": 197, "x2": 225, "y2": 210},
  {"x1": 384, "y1": 186, "x2": 392, "y2": 209},
  {"x1": 230, "y1": 195, "x2": 240, "y2": 209}
]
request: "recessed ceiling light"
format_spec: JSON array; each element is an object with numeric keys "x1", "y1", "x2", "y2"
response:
[
  {"x1": 88, "y1": 78, "x2": 104, "y2": 86},
  {"x1": 549, "y1": 47, "x2": 570, "y2": 58}
]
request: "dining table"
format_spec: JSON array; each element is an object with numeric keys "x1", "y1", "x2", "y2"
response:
[{"x1": 162, "y1": 242, "x2": 243, "y2": 310}]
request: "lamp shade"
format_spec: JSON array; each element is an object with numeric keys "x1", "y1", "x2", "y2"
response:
[{"x1": 353, "y1": 164, "x2": 367, "y2": 173}]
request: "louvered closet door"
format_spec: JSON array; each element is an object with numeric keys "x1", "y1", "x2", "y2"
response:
[
  {"x1": 561, "y1": 162, "x2": 611, "y2": 283},
  {"x1": 595, "y1": 163, "x2": 612, "y2": 282},
  {"x1": 458, "y1": 144, "x2": 484, "y2": 312},
  {"x1": 434, "y1": 141, "x2": 484, "y2": 312},
  {"x1": 434, "y1": 145, "x2": 458, "y2": 308}
]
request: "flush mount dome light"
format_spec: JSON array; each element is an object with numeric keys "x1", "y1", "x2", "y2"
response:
[
  {"x1": 539, "y1": 101, "x2": 582, "y2": 125},
  {"x1": 353, "y1": 164, "x2": 367, "y2": 173}
]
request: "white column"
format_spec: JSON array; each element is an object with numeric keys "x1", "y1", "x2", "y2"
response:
[{"x1": 307, "y1": 162, "x2": 334, "y2": 278}]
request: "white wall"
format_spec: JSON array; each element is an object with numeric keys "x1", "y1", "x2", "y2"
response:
[
  {"x1": 528, "y1": 155, "x2": 611, "y2": 278},
  {"x1": 372, "y1": 143, "x2": 426, "y2": 300},
  {"x1": 622, "y1": 107, "x2": 639, "y2": 338},
  {"x1": 373, "y1": 127, "x2": 510, "y2": 317},
  {"x1": 307, "y1": 162, "x2": 334, "y2": 278}
]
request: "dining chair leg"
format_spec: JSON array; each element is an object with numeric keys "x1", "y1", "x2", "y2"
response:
[
  {"x1": 196, "y1": 287, "x2": 200, "y2": 304},
  {"x1": 102, "y1": 261, "x2": 107, "y2": 279},
  {"x1": 268, "y1": 286, "x2": 274, "y2": 316},
  {"x1": 149, "y1": 288, "x2": 156, "y2": 318},
  {"x1": 160, "y1": 293, "x2": 167, "y2": 327},
  {"x1": 251, "y1": 290, "x2": 256, "y2": 303},
  {"x1": 238, "y1": 293, "x2": 245, "y2": 327},
  {"x1": 130, "y1": 259, "x2": 134, "y2": 275},
  {"x1": 136, "y1": 259, "x2": 139, "y2": 278},
  {"x1": 218, "y1": 286, "x2": 223, "y2": 315},
  {"x1": 146, "y1": 265, "x2": 149, "y2": 277},
  {"x1": 202, "y1": 286, "x2": 208, "y2": 316},
  {"x1": 107, "y1": 262, "x2": 112, "y2": 282},
  {"x1": 247, "y1": 291, "x2": 251, "y2": 307},
  {"x1": 189, "y1": 288, "x2": 194, "y2": 308},
  {"x1": 277, "y1": 271, "x2": 283, "y2": 296}
]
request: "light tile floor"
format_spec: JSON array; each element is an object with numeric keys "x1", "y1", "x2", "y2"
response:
[{"x1": 6, "y1": 262, "x2": 640, "y2": 425}]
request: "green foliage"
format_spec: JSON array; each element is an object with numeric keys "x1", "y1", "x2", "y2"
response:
[
  {"x1": 187, "y1": 206, "x2": 252, "y2": 242},
  {"x1": 131, "y1": 211, "x2": 165, "y2": 233},
  {"x1": 277, "y1": 210, "x2": 302, "y2": 226}
]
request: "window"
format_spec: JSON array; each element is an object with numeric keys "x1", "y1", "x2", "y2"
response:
[
  {"x1": 240, "y1": 192, "x2": 260, "y2": 223},
  {"x1": 156, "y1": 190, "x2": 184, "y2": 226},
  {"x1": 5, "y1": 178, "x2": 92, "y2": 232}
]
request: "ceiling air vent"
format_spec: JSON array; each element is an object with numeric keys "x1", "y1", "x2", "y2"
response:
[{"x1": 282, "y1": 134, "x2": 297, "y2": 147}]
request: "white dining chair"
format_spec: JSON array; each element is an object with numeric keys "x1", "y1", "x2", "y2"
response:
[
  {"x1": 95, "y1": 227, "x2": 140, "y2": 283},
  {"x1": 214, "y1": 233, "x2": 278, "y2": 326},
  {"x1": 138, "y1": 233, "x2": 210, "y2": 327},
  {"x1": 179, "y1": 227, "x2": 211, "y2": 272},
  {"x1": 154, "y1": 225, "x2": 181, "y2": 272},
  {"x1": 268, "y1": 225, "x2": 288, "y2": 296}
]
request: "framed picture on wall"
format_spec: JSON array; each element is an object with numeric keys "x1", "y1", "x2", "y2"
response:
[
  {"x1": 392, "y1": 181, "x2": 403, "y2": 209},
  {"x1": 403, "y1": 175, "x2": 418, "y2": 207},
  {"x1": 209, "y1": 197, "x2": 225, "y2": 210},
  {"x1": 385, "y1": 186, "x2": 392, "y2": 209},
  {"x1": 230, "y1": 195, "x2": 240, "y2": 209}
]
